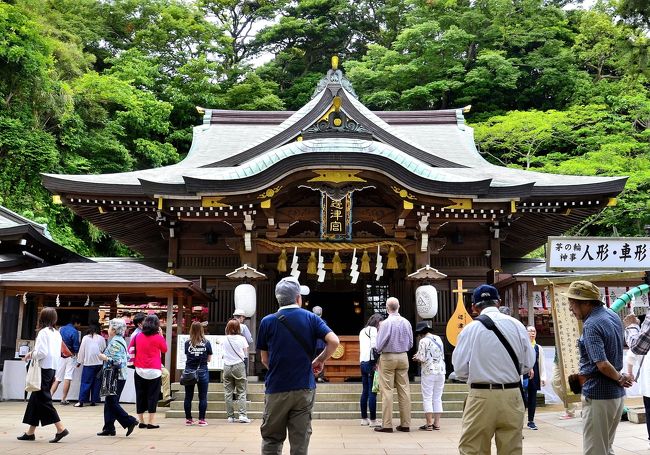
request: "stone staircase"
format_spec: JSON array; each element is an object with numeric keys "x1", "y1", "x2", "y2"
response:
[{"x1": 166, "y1": 381, "x2": 468, "y2": 420}]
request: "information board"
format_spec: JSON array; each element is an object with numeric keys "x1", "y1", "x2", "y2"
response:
[
  {"x1": 176, "y1": 335, "x2": 225, "y2": 370},
  {"x1": 550, "y1": 283, "x2": 583, "y2": 404},
  {"x1": 547, "y1": 236, "x2": 650, "y2": 270}
]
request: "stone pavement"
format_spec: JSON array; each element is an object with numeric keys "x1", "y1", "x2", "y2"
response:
[{"x1": 1, "y1": 400, "x2": 649, "y2": 454}]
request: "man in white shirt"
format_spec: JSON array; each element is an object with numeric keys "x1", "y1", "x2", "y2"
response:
[{"x1": 452, "y1": 284, "x2": 535, "y2": 455}]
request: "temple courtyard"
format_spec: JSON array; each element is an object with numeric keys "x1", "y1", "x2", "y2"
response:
[{"x1": 0, "y1": 400, "x2": 649, "y2": 454}]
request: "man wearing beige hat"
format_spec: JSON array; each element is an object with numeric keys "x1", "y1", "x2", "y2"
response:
[{"x1": 565, "y1": 280, "x2": 633, "y2": 455}]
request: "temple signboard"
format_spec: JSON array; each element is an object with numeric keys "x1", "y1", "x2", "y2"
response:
[
  {"x1": 547, "y1": 236, "x2": 650, "y2": 271},
  {"x1": 320, "y1": 192, "x2": 352, "y2": 241}
]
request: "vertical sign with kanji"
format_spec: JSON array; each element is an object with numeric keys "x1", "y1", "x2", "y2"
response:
[{"x1": 320, "y1": 192, "x2": 352, "y2": 241}]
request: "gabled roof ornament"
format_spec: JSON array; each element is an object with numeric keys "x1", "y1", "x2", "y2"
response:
[{"x1": 312, "y1": 56, "x2": 358, "y2": 99}]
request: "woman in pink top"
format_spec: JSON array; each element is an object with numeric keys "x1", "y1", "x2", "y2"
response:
[{"x1": 128, "y1": 315, "x2": 167, "y2": 428}]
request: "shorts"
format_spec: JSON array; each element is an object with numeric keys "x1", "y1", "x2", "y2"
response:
[{"x1": 55, "y1": 356, "x2": 76, "y2": 381}]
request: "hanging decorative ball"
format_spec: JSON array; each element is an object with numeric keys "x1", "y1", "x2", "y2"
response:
[
  {"x1": 416, "y1": 285, "x2": 439, "y2": 319},
  {"x1": 332, "y1": 251, "x2": 343, "y2": 274},
  {"x1": 360, "y1": 250, "x2": 371, "y2": 274},
  {"x1": 307, "y1": 251, "x2": 317, "y2": 275},
  {"x1": 234, "y1": 283, "x2": 256, "y2": 317},
  {"x1": 277, "y1": 248, "x2": 288, "y2": 273},
  {"x1": 386, "y1": 246, "x2": 398, "y2": 270}
]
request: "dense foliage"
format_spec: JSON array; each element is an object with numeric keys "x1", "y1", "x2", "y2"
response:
[{"x1": 0, "y1": 0, "x2": 647, "y2": 257}]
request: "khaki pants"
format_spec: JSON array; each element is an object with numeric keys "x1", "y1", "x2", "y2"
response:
[
  {"x1": 261, "y1": 389, "x2": 315, "y2": 455},
  {"x1": 378, "y1": 352, "x2": 411, "y2": 429},
  {"x1": 224, "y1": 362, "x2": 247, "y2": 418},
  {"x1": 582, "y1": 396, "x2": 624, "y2": 455},
  {"x1": 459, "y1": 387, "x2": 524, "y2": 455},
  {"x1": 161, "y1": 367, "x2": 170, "y2": 400}
]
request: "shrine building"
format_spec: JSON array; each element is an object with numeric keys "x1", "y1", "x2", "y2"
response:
[{"x1": 41, "y1": 59, "x2": 626, "y2": 377}]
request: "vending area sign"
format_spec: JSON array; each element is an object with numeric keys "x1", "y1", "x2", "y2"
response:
[{"x1": 547, "y1": 237, "x2": 650, "y2": 271}]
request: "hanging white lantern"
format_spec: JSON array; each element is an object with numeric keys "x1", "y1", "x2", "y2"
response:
[
  {"x1": 234, "y1": 283, "x2": 257, "y2": 317},
  {"x1": 416, "y1": 285, "x2": 438, "y2": 319}
]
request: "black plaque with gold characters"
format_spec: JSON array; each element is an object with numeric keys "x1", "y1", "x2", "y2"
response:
[{"x1": 320, "y1": 192, "x2": 352, "y2": 241}]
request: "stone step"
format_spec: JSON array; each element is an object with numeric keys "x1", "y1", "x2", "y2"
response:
[
  {"x1": 170, "y1": 400, "x2": 466, "y2": 413},
  {"x1": 171, "y1": 382, "x2": 469, "y2": 393},
  {"x1": 165, "y1": 409, "x2": 465, "y2": 420},
  {"x1": 171, "y1": 391, "x2": 469, "y2": 402}
]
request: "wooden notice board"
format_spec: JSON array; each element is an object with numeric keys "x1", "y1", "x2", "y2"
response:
[{"x1": 549, "y1": 283, "x2": 583, "y2": 405}]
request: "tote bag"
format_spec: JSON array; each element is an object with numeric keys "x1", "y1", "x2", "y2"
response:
[
  {"x1": 100, "y1": 367, "x2": 119, "y2": 397},
  {"x1": 25, "y1": 359, "x2": 41, "y2": 392}
]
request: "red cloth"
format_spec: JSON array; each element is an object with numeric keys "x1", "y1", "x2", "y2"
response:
[{"x1": 129, "y1": 333, "x2": 167, "y2": 369}]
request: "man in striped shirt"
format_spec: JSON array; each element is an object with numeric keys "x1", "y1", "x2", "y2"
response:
[{"x1": 374, "y1": 297, "x2": 413, "y2": 432}]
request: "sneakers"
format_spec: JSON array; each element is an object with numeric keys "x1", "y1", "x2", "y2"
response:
[
  {"x1": 227, "y1": 417, "x2": 236, "y2": 423},
  {"x1": 238, "y1": 416, "x2": 251, "y2": 423},
  {"x1": 527, "y1": 422, "x2": 538, "y2": 430},
  {"x1": 185, "y1": 419, "x2": 195, "y2": 426},
  {"x1": 559, "y1": 412, "x2": 575, "y2": 420},
  {"x1": 198, "y1": 420, "x2": 208, "y2": 427},
  {"x1": 369, "y1": 420, "x2": 379, "y2": 427},
  {"x1": 360, "y1": 418, "x2": 370, "y2": 426}
]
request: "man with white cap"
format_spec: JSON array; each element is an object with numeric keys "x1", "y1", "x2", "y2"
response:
[
  {"x1": 257, "y1": 277, "x2": 339, "y2": 455},
  {"x1": 452, "y1": 284, "x2": 535, "y2": 455}
]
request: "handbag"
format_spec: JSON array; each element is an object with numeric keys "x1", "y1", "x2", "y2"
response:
[
  {"x1": 25, "y1": 359, "x2": 41, "y2": 392},
  {"x1": 100, "y1": 366, "x2": 119, "y2": 397},
  {"x1": 61, "y1": 341, "x2": 72, "y2": 358},
  {"x1": 127, "y1": 333, "x2": 137, "y2": 369},
  {"x1": 180, "y1": 368, "x2": 198, "y2": 386},
  {"x1": 371, "y1": 370, "x2": 380, "y2": 394}
]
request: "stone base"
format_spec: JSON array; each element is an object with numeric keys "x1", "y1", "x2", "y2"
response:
[{"x1": 627, "y1": 406, "x2": 646, "y2": 424}]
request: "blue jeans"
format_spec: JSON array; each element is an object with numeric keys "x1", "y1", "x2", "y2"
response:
[
  {"x1": 103, "y1": 379, "x2": 137, "y2": 431},
  {"x1": 184, "y1": 368, "x2": 209, "y2": 420},
  {"x1": 359, "y1": 361, "x2": 377, "y2": 420},
  {"x1": 79, "y1": 364, "x2": 102, "y2": 404}
]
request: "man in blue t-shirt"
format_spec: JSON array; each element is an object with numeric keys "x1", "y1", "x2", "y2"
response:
[
  {"x1": 51, "y1": 316, "x2": 81, "y2": 404},
  {"x1": 257, "y1": 277, "x2": 339, "y2": 455}
]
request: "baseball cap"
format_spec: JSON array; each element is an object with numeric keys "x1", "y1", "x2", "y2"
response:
[
  {"x1": 472, "y1": 284, "x2": 499, "y2": 304},
  {"x1": 415, "y1": 321, "x2": 433, "y2": 334},
  {"x1": 233, "y1": 308, "x2": 246, "y2": 317},
  {"x1": 562, "y1": 280, "x2": 601, "y2": 301},
  {"x1": 275, "y1": 276, "x2": 310, "y2": 304}
]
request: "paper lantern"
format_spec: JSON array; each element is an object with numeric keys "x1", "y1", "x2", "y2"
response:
[
  {"x1": 360, "y1": 250, "x2": 371, "y2": 273},
  {"x1": 416, "y1": 285, "x2": 438, "y2": 319},
  {"x1": 234, "y1": 283, "x2": 256, "y2": 317}
]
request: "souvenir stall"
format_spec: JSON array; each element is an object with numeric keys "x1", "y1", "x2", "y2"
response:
[{"x1": 0, "y1": 261, "x2": 209, "y2": 401}]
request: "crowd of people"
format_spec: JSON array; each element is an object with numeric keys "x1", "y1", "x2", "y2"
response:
[{"x1": 13, "y1": 277, "x2": 649, "y2": 455}]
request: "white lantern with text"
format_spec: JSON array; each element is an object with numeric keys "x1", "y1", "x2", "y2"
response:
[
  {"x1": 416, "y1": 285, "x2": 438, "y2": 319},
  {"x1": 234, "y1": 283, "x2": 257, "y2": 317}
]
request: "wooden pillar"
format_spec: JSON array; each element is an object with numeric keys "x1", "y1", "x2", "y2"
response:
[
  {"x1": 165, "y1": 293, "x2": 173, "y2": 371},
  {"x1": 16, "y1": 292, "x2": 25, "y2": 341},
  {"x1": 513, "y1": 281, "x2": 521, "y2": 322},
  {"x1": 528, "y1": 287, "x2": 535, "y2": 327},
  {"x1": 0, "y1": 288, "x2": 5, "y2": 353}
]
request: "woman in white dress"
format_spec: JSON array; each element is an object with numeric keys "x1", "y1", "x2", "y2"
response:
[{"x1": 413, "y1": 321, "x2": 446, "y2": 431}]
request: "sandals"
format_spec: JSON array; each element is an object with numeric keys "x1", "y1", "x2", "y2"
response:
[{"x1": 418, "y1": 424, "x2": 440, "y2": 431}]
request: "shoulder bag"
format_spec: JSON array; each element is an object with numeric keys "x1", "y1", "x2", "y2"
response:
[
  {"x1": 180, "y1": 340, "x2": 200, "y2": 386},
  {"x1": 476, "y1": 314, "x2": 526, "y2": 404},
  {"x1": 25, "y1": 358, "x2": 41, "y2": 392},
  {"x1": 61, "y1": 341, "x2": 72, "y2": 358},
  {"x1": 227, "y1": 336, "x2": 245, "y2": 363},
  {"x1": 100, "y1": 366, "x2": 120, "y2": 397},
  {"x1": 275, "y1": 312, "x2": 314, "y2": 360},
  {"x1": 127, "y1": 333, "x2": 137, "y2": 369}
]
